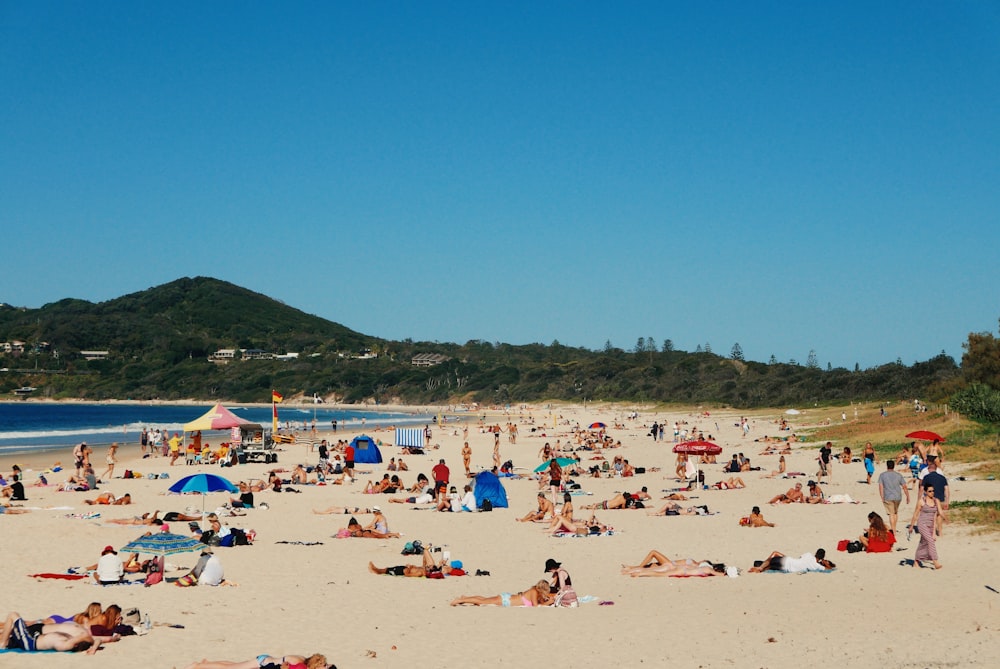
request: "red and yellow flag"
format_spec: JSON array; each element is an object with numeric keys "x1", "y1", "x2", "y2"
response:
[{"x1": 272, "y1": 390, "x2": 284, "y2": 404}]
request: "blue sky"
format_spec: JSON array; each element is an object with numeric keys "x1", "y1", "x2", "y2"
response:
[{"x1": 2, "y1": 2, "x2": 998, "y2": 370}]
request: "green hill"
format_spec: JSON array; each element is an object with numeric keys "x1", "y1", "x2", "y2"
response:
[{"x1": 0, "y1": 277, "x2": 965, "y2": 406}]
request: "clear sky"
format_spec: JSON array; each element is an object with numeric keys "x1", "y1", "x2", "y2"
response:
[{"x1": 2, "y1": 2, "x2": 998, "y2": 370}]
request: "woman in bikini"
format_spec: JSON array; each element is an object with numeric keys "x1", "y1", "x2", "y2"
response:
[
  {"x1": 547, "y1": 493, "x2": 574, "y2": 532},
  {"x1": 450, "y1": 580, "x2": 553, "y2": 607},
  {"x1": 621, "y1": 558, "x2": 727, "y2": 577},
  {"x1": 183, "y1": 653, "x2": 329, "y2": 669}
]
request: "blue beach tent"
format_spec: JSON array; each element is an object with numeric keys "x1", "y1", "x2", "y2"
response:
[
  {"x1": 473, "y1": 470, "x2": 508, "y2": 509},
  {"x1": 350, "y1": 435, "x2": 383, "y2": 464}
]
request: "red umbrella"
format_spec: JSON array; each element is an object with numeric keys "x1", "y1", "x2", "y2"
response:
[
  {"x1": 589, "y1": 422, "x2": 607, "y2": 429},
  {"x1": 673, "y1": 440, "x2": 722, "y2": 456},
  {"x1": 905, "y1": 430, "x2": 945, "y2": 442}
]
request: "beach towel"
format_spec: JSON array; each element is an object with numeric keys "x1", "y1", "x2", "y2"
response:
[
  {"x1": 552, "y1": 530, "x2": 616, "y2": 538},
  {"x1": 29, "y1": 573, "x2": 88, "y2": 580},
  {"x1": 824, "y1": 494, "x2": 859, "y2": 504}
]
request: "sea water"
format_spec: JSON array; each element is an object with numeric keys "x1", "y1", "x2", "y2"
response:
[{"x1": 0, "y1": 403, "x2": 432, "y2": 457}]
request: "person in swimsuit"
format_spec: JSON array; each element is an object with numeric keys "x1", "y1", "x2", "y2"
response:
[
  {"x1": 368, "y1": 548, "x2": 455, "y2": 578},
  {"x1": 0, "y1": 612, "x2": 103, "y2": 654},
  {"x1": 450, "y1": 580, "x2": 552, "y2": 607},
  {"x1": 862, "y1": 442, "x2": 878, "y2": 484},
  {"x1": 620, "y1": 552, "x2": 728, "y2": 577},
  {"x1": 517, "y1": 492, "x2": 555, "y2": 522},
  {"x1": 183, "y1": 653, "x2": 330, "y2": 669}
]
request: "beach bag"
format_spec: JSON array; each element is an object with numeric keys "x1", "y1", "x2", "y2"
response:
[
  {"x1": 480, "y1": 499, "x2": 493, "y2": 512},
  {"x1": 846, "y1": 541, "x2": 864, "y2": 553},
  {"x1": 837, "y1": 539, "x2": 850, "y2": 552},
  {"x1": 739, "y1": 516, "x2": 752, "y2": 527},
  {"x1": 123, "y1": 608, "x2": 141, "y2": 625}
]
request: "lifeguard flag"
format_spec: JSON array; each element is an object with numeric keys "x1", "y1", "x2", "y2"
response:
[{"x1": 272, "y1": 391, "x2": 284, "y2": 404}]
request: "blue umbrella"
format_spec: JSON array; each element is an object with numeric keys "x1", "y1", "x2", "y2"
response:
[
  {"x1": 120, "y1": 531, "x2": 203, "y2": 557},
  {"x1": 168, "y1": 473, "x2": 238, "y2": 511},
  {"x1": 168, "y1": 473, "x2": 238, "y2": 494}
]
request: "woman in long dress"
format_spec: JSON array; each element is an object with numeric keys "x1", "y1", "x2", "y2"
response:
[{"x1": 910, "y1": 483, "x2": 942, "y2": 569}]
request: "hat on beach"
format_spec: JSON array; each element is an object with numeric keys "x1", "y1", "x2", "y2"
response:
[
  {"x1": 544, "y1": 558, "x2": 561, "y2": 572},
  {"x1": 372, "y1": 505, "x2": 381, "y2": 512},
  {"x1": 807, "y1": 480, "x2": 817, "y2": 486},
  {"x1": 160, "y1": 523, "x2": 170, "y2": 533},
  {"x1": 102, "y1": 545, "x2": 117, "y2": 555}
]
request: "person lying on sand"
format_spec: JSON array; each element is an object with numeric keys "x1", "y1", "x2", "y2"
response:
[
  {"x1": 582, "y1": 488, "x2": 651, "y2": 510},
  {"x1": 712, "y1": 477, "x2": 745, "y2": 489},
  {"x1": 313, "y1": 506, "x2": 374, "y2": 515},
  {"x1": 647, "y1": 502, "x2": 710, "y2": 516},
  {"x1": 0, "y1": 612, "x2": 103, "y2": 654},
  {"x1": 368, "y1": 548, "x2": 457, "y2": 578},
  {"x1": 184, "y1": 653, "x2": 330, "y2": 669},
  {"x1": 549, "y1": 513, "x2": 609, "y2": 536},
  {"x1": 106, "y1": 510, "x2": 201, "y2": 525},
  {"x1": 451, "y1": 580, "x2": 553, "y2": 607},
  {"x1": 619, "y1": 550, "x2": 727, "y2": 577},
  {"x1": 0, "y1": 501, "x2": 30, "y2": 514},
  {"x1": 84, "y1": 492, "x2": 131, "y2": 505},
  {"x1": 748, "y1": 549, "x2": 835, "y2": 573}
]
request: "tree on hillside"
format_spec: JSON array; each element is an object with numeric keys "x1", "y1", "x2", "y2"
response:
[
  {"x1": 662, "y1": 339, "x2": 674, "y2": 352},
  {"x1": 730, "y1": 343, "x2": 744, "y2": 361},
  {"x1": 806, "y1": 349, "x2": 819, "y2": 369},
  {"x1": 962, "y1": 321, "x2": 1000, "y2": 389}
]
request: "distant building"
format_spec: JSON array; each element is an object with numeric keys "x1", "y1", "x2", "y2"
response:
[
  {"x1": 275, "y1": 352, "x2": 300, "y2": 361},
  {"x1": 411, "y1": 353, "x2": 450, "y2": 367},
  {"x1": 80, "y1": 350, "x2": 109, "y2": 361}
]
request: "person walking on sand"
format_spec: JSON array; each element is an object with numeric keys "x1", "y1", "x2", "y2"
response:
[
  {"x1": 462, "y1": 442, "x2": 472, "y2": 477},
  {"x1": 100, "y1": 443, "x2": 118, "y2": 481},
  {"x1": 817, "y1": 442, "x2": 832, "y2": 483},
  {"x1": 910, "y1": 483, "x2": 943, "y2": 569},
  {"x1": 862, "y1": 442, "x2": 878, "y2": 484},
  {"x1": 878, "y1": 459, "x2": 910, "y2": 535},
  {"x1": 168, "y1": 433, "x2": 183, "y2": 466}
]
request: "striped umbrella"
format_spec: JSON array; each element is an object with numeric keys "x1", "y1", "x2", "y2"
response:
[{"x1": 119, "y1": 532, "x2": 203, "y2": 557}]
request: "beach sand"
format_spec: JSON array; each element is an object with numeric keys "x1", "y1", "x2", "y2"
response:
[{"x1": 2, "y1": 404, "x2": 998, "y2": 668}]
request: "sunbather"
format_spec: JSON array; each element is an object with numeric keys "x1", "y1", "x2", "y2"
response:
[
  {"x1": 768, "y1": 483, "x2": 805, "y2": 504},
  {"x1": 451, "y1": 580, "x2": 553, "y2": 607},
  {"x1": 0, "y1": 612, "x2": 103, "y2": 653},
  {"x1": 583, "y1": 488, "x2": 651, "y2": 510},
  {"x1": 517, "y1": 492, "x2": 555, "y2": 522},
  {"x1": 619, "y1": 550, "x2": 727, "y2": 577},
  {"x1": 183, "y1": 653, "x2": 329, "y2": 669},
  {"x1": 84, "y1": 492, "x2": 131, "y2": 505},
  {"x1": 313, "y1": 506, "x2": 373, "y2": 515},
  {"x1": 647, "y1": 502, "x2": 709, "y2": 516},
  {"x1": 712, "y1": 477, "x2": 745, "y2": 489},
  {"x1": 748, "y1": 549, "x2": 836, "y2": 573},
  {"x1": 368, "y1": 548, "x2": 455, "y2": 577},
  {"x1": 744, "y1": 506, "x2": 775, "y2": 527}
]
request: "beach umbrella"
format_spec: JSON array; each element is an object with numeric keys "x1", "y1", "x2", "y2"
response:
[
  {"x1": 589, "y1": 422, "x2": 607, "y2": 429},
  {"x1": 673, "y1": 440, "x2": 723, "y2": 456},
  {"x1": 119, "y1": 531, "x2": 202, "y2": 557},
  {"x1": 534, "y1": 457, "x2": 576, "y2": 473},
  {"x1": 905, "y1": 430, "x2": 945, "y2": 443},
  {"x1": 167, "y1": 473, "x2": 238, "y2": 511}
]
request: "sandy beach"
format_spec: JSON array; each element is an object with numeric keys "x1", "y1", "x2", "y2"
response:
[{"x1": 2, "y1": 403, "x2": 998, "y2": 669}]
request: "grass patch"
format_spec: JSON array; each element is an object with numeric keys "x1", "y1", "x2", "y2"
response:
[{"x1": 950, "y1": 500, "x2": 1000, "y2": 533}]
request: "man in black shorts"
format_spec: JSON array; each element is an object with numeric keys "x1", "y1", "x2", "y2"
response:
[
  {"x1": 1, "y1": 612, "x2": 100, "y2": 653},
  {"x1": 368, "y1": 548, "x2": 450, "y2": 578}
]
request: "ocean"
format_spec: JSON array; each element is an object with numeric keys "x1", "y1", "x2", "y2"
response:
[{"x1": 0, "y1": 403, "x2": 433, "y2": 457}]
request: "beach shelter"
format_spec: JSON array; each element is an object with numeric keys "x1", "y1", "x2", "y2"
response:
[
  {"x1": 473, "y1": 470, "x2": 508, "y2": 509},
  {"x1": 350, "y1": 435, "x2": 383, "y2": 464},
  {"x1": 184, "y1": 404, "x2": 261, "y2": 432}
]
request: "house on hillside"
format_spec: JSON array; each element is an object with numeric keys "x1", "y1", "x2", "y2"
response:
[
  {"x1": 411, "y1": 353, "x2": 450, "y2": 367},
  {"x1": 80, "y1": 350, "x2": 109, "y2": 361}
]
